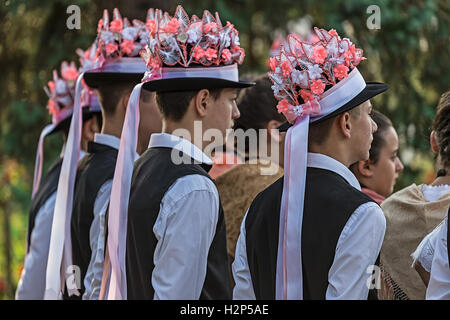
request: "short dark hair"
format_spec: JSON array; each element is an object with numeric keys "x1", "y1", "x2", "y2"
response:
[
  {"x1": 368, "y1": 110, "x2": 393, "y2": 164},
  {"x1": 97, "y1": 81, "x2": 136, "y2": 116},
  {"x1": 155, "y1": 88, "x2": 223, "y2": 121}
]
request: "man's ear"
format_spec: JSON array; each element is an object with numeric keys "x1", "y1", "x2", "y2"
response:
[
  {"x1": 430, "y1": 130, "x2": 439, "y2": 154},
  {"x1": 338, "y1": 112, "x2": 352, "y2": 139},
  {"x1": 266, "y1": 120, "x2": 284, "y2": 142},
  {"x1": 357, "y1": 160, "x2": 373, "y2": 178},
  {"x1": 121, "y1": 90, "x2": 132, "y2": 112},
  {"x1": 194, "y1": 89, "x2": 210, "y2": 117}
]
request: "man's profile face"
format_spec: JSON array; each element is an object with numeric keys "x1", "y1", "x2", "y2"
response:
[{"x1": 349, "y1": 100, "x2": 378, "y2": 162}]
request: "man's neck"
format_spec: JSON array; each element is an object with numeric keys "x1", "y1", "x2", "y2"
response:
[
  {"x1": 101, "y1": 119, "x2": 123, "y2": 139},
  {"x1": 162, "y1": 121, "x2": 205, "y2": 153},
  {"x1": 308, "y1": 143, "x2": 354, "y2": 168}
]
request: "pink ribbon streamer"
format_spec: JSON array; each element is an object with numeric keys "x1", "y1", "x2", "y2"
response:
[
  {"x1": 44, "y1": 73, "x2": 84, "y2": 300},
  {"x1": 32, "y1": 124, "x2": 56, "y2": 199},
  {"x1": 99, "y1": 83, "x2": 143, "y2": 300}
]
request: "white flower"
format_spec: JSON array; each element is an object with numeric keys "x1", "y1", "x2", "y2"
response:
[
  {"x1": 291, "y1": 69, "x2": 308, "y2": 87},
  {"x1": 122, "y1": 27, "x2": 138, "y2": 41},
  {"x1": 101, "y1": 31, "x2": 115, "y2": 43},
  {"x1": 293, "y1": 105, "x2": 304, "y2": 116},
  {"x1": 186, "y1": 22, "x2": 202, "y2": 44},
  {"x1": 308, "y1": 64, "x2": 323, "y2": 80},
  {"x1": 55, "y1": 79, "x2": 68, "y2": 95}
]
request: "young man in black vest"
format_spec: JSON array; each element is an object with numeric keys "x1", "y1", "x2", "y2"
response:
[
  {"x1": 16, "y1": 62, "x2": 101, "y2": 300},
  {"x1": 120, "y1": 6, "x2": 254, "y2": 299},
  {"x1": 68, "y1": 9, "x2": 162, "y2": 300},
  {"x1": 233, "y1": 28, "x2": 388, "y2": 300}
]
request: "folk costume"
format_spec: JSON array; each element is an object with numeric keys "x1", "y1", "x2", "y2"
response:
[
  {"x1": 67, "y1": 9, "x2": 150, "y2": 300},
  {"x1": 232, "y1": 28, "x2": 388, "y2": 300},
  {"x1": 99, "y1": 6, "x2": 253, "y2": 300},
  {"x1": 16, "y1": 61, "x2": 101, "y2": 299}
]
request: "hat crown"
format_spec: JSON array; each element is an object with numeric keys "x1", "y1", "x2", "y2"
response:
[
  {"x1": 140, "y1": 5, "x2": 246, "y2": 82},
  {"x1": 268, "y1": 27, "x2": 365, "y2": 112}
]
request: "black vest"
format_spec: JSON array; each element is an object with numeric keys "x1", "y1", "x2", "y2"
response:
[
  {"x1": 27, "y1": 158, "x2": 63, "y2": 250},
  {"x1": 70, "y1": 142, "x2": 118, "y2": 297},
  {"x1": 245, "y1": 167, "x2": 376, "y2": 300},
  {"x1": 126, "y1": 147, "x2": 232, "y2": 300}
]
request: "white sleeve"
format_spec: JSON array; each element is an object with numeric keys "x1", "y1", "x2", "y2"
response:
[
  {"x1": 411, "y1": 220, "x2": 444, "y2": 272},
  {"x1": 232, "y1": 211, "x2": 256, "y2": 300},
  {"x1": 82, "y1": 180, "x2": 113, "y2": 300},
  {"x1": 326, "y1": 202, "x2": 386, "y2": 300},
  {"x1": 426, "y1": 215, "x2": 450, "y2": 300},
  {"x1": 16, "y1": 192, "x2": 57, "y2": 300},
  {"x1": 152, "y1": 175, "x2": 219, "y2": 300}
]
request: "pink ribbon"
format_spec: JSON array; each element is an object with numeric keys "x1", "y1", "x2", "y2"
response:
[{"x1": 280, "y1": 99, "x2": 321, "y2": 124}]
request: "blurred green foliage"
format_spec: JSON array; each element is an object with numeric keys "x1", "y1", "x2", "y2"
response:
[{"x1": 0, "y1": 0, "x2": 449, "y2": 299}]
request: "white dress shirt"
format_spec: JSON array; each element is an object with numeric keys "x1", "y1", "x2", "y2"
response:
[
  {"x1": 410, "y1": 184, "x2": 450, "y2": 273},
  {"x1": 147, "y1": 133, "x2": 219, "y2": 300},
  {"x1": 82, "y1": 133, "x2": 122, "y2": 300},
  {"x1": 16, "y1": 148, "x2": 85, "y2": 300},
  {"x1": 232, "y1": 152, "x2": 386, "y2": 300},
  {"x1": 426, "y1": 214, "x2": 450, "y2": 299}
]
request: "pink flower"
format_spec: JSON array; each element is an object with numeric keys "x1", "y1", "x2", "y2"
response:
[
  {"x1": 269, "y1": 57, "x2": 277, "y2": 71},
  {"x1": 281, "y1": 61, "x2": 291, "y2": 77},
  {"x1": 310, "y1": 80, "x2": 325, "y2": 95},
  {"x1": 204, "y1": 22, "x2": 218, "y2": 33},
  {"x1": 146, "y1": 20, "x2": 157, "y2": 36},
  {"x1": 164, "y1": 18, "x2": 181, "y2": 33},
  {"x1": 62, "y1": 67, "x2": 79, "y2": 81},
  {"x1": 193, "y1": 46, "x2": 206, "y2": 60},
  {"x1": 97, "y1": 19, "x2": 103, "y2": 33},
  {"x1": 147, "y1": 56, "x2": 160, "y2": 71},
  {"x1": 48, "y1": 100, "x2": 58, "y2": 115},
  {"x1": 121, "y1": 40, "x2": 135, "y2": 56},
  {"x1": 221, "y1": 49, "x2": 232, "y2": 62},
  {"x1": 110, "y1": 19, "x2": 123, "y2": 33},
  {"x1": 333, "y1": 64, "x2": 349, "y2": 80},
  {"x1": 105, "y1": 43, "x2": 118, "y2": 56},
  {"x1": 276, "y1": 99, "x2": 290, "y2": 114},
  {"x1": 205, "y1": 48, "x2": 218, "y2": 61},
  {"x1": 312, "y1": 46, "x2": 327, "y2": 64},
  {"x1": 300, "y1": 89, "x2": 314, "y2": 102},
  {"x1": 48, "y1": 81, "x2": 55, "y2": 93},
  {"x1": 328, "y1": 29, "x2": 338, "y2": 37}
]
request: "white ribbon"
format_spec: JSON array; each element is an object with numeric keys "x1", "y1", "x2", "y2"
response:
[
  {"x1": 99, "y1": 83, "x2": 143, "y2": 300},
  {"x1": 85, "y1": 57, "x2": 147, "y2": 74},
  {"x1": 44, "y1": 73, "x2": 84, "y2": 300},
  {"x1": 276, "y1": 67, "x2": 367, "y2": 299}
]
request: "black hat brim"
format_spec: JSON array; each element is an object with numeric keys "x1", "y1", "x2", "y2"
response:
[
  {"x1": 278, "y1": 82, "x2": 388, "y2": 132},
  {"x1": 142, "y1": 77, "x2": 255, "y2": 92},
  {"x1": 83, "y1": 72, "x2": 144, "y2": 88},
  {"x1": 49, "y1": 108, "x2": 101, "y2": 135}
]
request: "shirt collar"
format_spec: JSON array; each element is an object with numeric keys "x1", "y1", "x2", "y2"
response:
[
  {"x1": 307, "y1": 152, "x2": 361, "y2": 190},
  {"x1": 94, "y1": 133, "x2": 121, "y2": 151},
  {"x1": 149, "y1": 133, "x2": 213, "y2": 165}
]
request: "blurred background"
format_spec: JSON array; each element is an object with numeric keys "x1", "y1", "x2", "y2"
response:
[{"x1": 0, "y1": 0, "x2": 449, "y2": 299}]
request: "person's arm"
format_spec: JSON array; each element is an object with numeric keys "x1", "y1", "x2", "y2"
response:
[
  {"x1": 232, "y1": 212, "x2": 256, "y2": 300},
  {"x1": 152, "y1": 175, "x2": 219, "y2": 300},
  {"x1": 426, "y1": 216, "x2": 450, "y2": 300},
  {"x1": 16, "y1": 192, "x2": 57, "y2": 300},
  {"x1": 410, "y1": 221, "x2": 443, "y2": 287},
  {"x1": 82, "y1": 180, "x2": 112, "y2": 300},
  {"x1": 326, "y1": 202, "x2": 386, "y2": 300}
]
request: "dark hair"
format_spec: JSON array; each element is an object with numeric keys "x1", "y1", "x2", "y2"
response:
[
  {"x1": 155, "y1": 88, "x2": 223, "y2": 121},
  {"x1": 433, "y1": 90, "x2": 450, "y2": 168},
  {"x1": 233, "y1": 75, "x2": 284, "y2": 131},
  {"x1": 97, "y1": 81, "x2": 136, "y2": 116},
  {"x1": 368, "y1": 110, "x2": 393, "y2": 164}
]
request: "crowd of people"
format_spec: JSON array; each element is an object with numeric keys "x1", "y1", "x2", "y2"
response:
[{"x1": 14, "y1": 5, "x2": 450, "y2": 300}]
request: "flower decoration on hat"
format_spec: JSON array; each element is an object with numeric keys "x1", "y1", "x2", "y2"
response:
[
  {"x1": 96, "y1": 8, "x2": 155, "y2": 60},
  {"x1": 44, "y1": 61, "x2": 78, "y2": 122},
  {"x1": 268, "y1": 27, "x2": 365, "y2": 123},
  {"x1": 140, "y1": 5, "x2": 245, "y2": 82}
]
